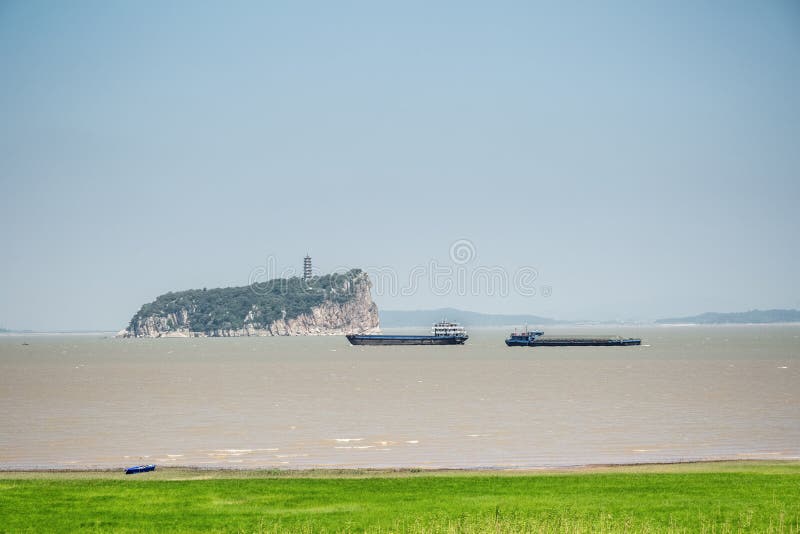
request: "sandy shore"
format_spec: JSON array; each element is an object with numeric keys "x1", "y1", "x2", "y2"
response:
[{"x1": 2, "y1": 459, "x2": 798, "y2": 479}]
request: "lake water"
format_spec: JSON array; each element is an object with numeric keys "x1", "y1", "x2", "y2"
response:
[{"x1": 1, "y1": 325, "x2": 798, "y2": 470}]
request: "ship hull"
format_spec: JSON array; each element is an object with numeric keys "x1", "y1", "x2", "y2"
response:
[
  {"x1": 506, "y1": 338, "x2": 641, "y2": 347},
  {"x1": 347, "y1": 334, "x2": 468, "y2": 346}
]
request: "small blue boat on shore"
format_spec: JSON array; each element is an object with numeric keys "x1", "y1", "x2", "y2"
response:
[{"x1": 125, "y1": 464, "x2": 156, "y2": 475}]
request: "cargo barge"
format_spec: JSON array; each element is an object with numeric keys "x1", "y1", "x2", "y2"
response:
[
  {"x1": 505, "y1": 329, "x2": 641, "y2": 347},
  {"x1": 347, "y1": 321, "x2": 468, "y2": 346}
]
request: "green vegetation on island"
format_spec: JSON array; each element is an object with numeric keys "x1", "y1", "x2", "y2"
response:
[
  {"x1": 657, "y1": 308, "x2": 800, "y2": 325},
  {"x1": 1, "y1": 462, "x2": 798, "y2": 532},
  {"x1": 128, "y1": 269, "x2": 366, "y2": 334}
]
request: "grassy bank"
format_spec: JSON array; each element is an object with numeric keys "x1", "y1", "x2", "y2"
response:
[{"x1": 1, "y1": 462, "x2": 799, "y2": 532}]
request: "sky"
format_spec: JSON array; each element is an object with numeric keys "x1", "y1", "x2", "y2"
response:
[{"x1": 1, "y1": 1, "x2": 799, "y2": 330}]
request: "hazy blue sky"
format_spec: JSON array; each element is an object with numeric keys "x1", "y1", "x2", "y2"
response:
[{"x1": 1, "y1": 1, "x2": 799, "y2": 330}]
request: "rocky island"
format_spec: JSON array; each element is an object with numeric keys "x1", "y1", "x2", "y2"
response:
[{"x1": 119, "y1": 269, "x2": 379, "y2": 338}]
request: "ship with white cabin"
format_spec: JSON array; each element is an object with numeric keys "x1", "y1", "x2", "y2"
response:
[{"x1": 346, "y1": 321, "x2": 468, "y2": 345}]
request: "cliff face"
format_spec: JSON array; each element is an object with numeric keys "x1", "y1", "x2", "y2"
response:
[{"x1": 119, "y1": 270, "x2": 380, "y2": 338}]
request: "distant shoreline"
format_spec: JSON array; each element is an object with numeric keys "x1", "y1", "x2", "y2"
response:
[
  {"x1": 0, "y1": 331, "x2": 118, "y2": 337},
  {"x1": 381, "y1": 307, "x2": 800, "y2": 328},
  {"x1": 3, "y1": 323, "x2": 800, "y2": 337}
]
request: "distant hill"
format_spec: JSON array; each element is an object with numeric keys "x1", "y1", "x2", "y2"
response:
[
  {"x1": 0, "y1": 327, "x2": 35, "y2": 334},
  {"x1": 380, "y1": 308, "x2": 556, "y2": 328},
  {"x1": 657, "y1": 309, "x2": 800, "y2": 324}
]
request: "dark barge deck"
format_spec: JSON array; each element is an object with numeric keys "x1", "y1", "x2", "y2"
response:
[
  {"x1": 505, "y1": 330, "x2": 641, "y2": 347},
  {"x1": 347, "y1": 334, "x2": 468, "y2": 346}
]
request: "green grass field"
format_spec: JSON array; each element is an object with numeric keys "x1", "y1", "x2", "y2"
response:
[{"x1": 1, "y1": 462, "x2": 799, "y2": 533}]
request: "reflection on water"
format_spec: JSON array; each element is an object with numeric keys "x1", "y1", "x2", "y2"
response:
[{"x1": 1, "y1": 325, "x2": 798, "y2": 469}]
